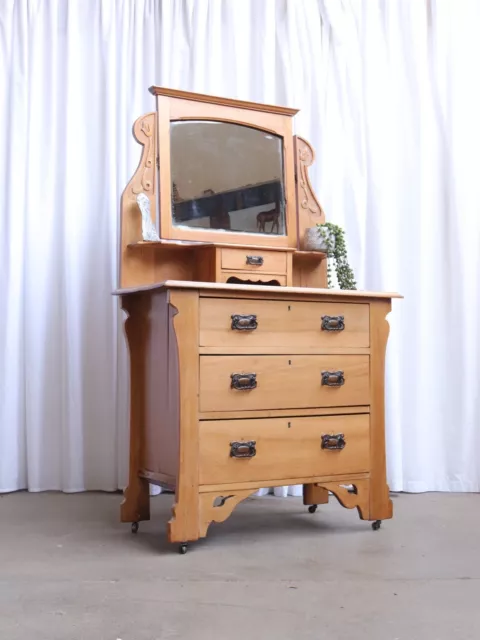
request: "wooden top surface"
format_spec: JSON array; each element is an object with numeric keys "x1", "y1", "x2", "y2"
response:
[
  {"x1": 148, "y1": 86, "x2": 299, "y2": 117},
  {"x1": 114, "y1": 280, "x2": 403, "y2": 300}
]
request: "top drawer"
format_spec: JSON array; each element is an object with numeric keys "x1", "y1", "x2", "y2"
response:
[
  {"x1": 199, "y1": 298, "x2": 370, "y2": 349},
  {"x1": 221, "y1": 248, "x2": 287, "y2": 274}
]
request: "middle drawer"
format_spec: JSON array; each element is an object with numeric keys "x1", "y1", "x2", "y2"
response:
[{"x1": 199, "y1": 355, "x2": 370, "y2": 413}]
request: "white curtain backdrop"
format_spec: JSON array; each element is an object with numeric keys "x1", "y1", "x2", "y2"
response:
[{"x1": 1, "y1": 0, "x2": 479, "y2": 495}]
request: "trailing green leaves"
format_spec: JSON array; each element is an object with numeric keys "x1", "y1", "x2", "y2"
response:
[{"x1": 316, "y1": 223, "x2": 357, "y2": 290}]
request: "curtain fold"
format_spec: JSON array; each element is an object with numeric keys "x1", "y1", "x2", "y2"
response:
[{"x1": 1, "y1": 0, "x2": 479, "y2": 494}]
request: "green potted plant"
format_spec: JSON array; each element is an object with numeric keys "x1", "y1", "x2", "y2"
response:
[{"x1": 304, "y1": 222, "x2": 357, "y2": 290}]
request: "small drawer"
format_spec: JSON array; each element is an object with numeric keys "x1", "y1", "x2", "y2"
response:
[
  {"x1": 199, "y1": 355, "x2": 370, "y2": 413},
  {"x1": 199, "y1": 413, "x2": 370, "y2": 485},
  {"x1": 221, "y1": 248, "x2": 287, "y2": 274},
  {"x1": 199, "y1": 298, "x2": 369, "y2": 348},
  {"x1": 220, "y1": 271, "x2": 287, "y2": 287}
]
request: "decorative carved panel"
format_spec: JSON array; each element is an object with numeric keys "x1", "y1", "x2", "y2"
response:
[{"x1": 294, "y1": 136, "x2": 325, "y2": 249}]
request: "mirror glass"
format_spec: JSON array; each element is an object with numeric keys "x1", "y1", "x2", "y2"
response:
[{"x1": 170, "y1": 121, "x2": 286, "y2": 235}]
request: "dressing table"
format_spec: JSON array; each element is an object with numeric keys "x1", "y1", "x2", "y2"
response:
[{"x1": 115, "y1": 87, "x2": 401, "y2": 553}]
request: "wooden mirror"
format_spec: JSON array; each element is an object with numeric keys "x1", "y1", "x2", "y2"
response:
[{"x1": 119, "y1": 87, "x2": 326, "y2": 290}]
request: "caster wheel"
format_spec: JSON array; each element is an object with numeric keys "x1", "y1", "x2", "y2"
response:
[
  {"x1": 131, "y1": 522, "x2": 139, "y2": 534},
  {"x1": 308, "y1": 504, "x2": 318, "y2": 514},
  {"x1": 372, "y1": 520, "x2": 381, "y2": 531},
  {"x1": 179, "y1": 543, "x2": 188, "y2": 555}
]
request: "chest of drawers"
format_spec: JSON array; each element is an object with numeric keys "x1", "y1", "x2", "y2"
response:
[{"x1": 117, "y1": 280, "x2": 400, "y2": 553}]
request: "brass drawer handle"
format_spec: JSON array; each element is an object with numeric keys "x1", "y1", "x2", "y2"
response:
[
  {"x1": 231, "y1": 314, "x2": 258, "y2": 331},
  {"x1": 231, "y1": 373, "x2": 257, "y2": 390},
  {"x1": 246, "y1": 255, "x2": 264, "y2": 266},
  {"x1": 321, "y1": 370, "x2": 345, "y2": 387},
  {"x1": 230, "y1": 440, "x2": 257, "y2": 458},
  {"x1": 321, "y1": 434, "x2": 346, "y2": 450},
  {"x1": 321, "y1": 315, "x2": 345, "y2": 331}
]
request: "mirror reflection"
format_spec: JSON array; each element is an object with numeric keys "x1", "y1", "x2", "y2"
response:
[{"x1": 170, "y1": 121, "x2": 286, "y2": 235}]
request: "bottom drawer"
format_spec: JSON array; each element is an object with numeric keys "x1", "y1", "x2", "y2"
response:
[{"x1": 199, "y1": 413, "x2": 369, "y2": 485}]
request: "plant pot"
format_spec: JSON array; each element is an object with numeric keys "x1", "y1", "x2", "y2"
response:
[{"x1": 303, "y1": 227, "x2": 335, "y2": 253}]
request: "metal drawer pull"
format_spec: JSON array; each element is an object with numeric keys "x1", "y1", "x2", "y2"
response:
[
  {"x1": 321, "y1": 315, "x2": 345, "y2": 331},
  {"x1": 231, "y1": 314, "x2": 258, "y2": 331},
  {"x1": 246, "y1": 255, "x2": 264, "y2": 266},
  {"x1": 321, "y1": 434, "x2": 346, "y2": 450},
  {"x1": 230, "y1": 441, "x2": 257, "y2": 458},
  {"x1": 321, "y1": 370, "x2": 345, "y2": 387},
  {"x1": 231, "y1": 373, "x2": 257, "y2": 390}
]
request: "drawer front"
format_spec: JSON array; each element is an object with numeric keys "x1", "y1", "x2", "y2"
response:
[
  {"x1": 219, "y1": 271, "x2": 287, "y2": 287},
  {"x1": 221, "y1": 248, "x2": 287, "y2": 274},
  {"x1": 199, "y1": 414, "x2": 370, "y2": 484},
  {"x1": 199, "y1": 355, "x2": 370, "y2": 412},
  {"x1": 199, "y1": 298, "x2": 369, "y2": 348}
]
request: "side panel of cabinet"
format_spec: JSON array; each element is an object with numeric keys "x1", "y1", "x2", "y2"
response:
[{"x1": 143, "y1": 291, "x2": 180, "y2": 482}]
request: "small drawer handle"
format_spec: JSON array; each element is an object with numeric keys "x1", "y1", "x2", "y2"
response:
[
  {"x1": 230, "y1": 440, "x2": 257, "y2": 458},
  {"x1": 321, "y1": 315, "x2": 345, "y2": 332},
  {"x1": 246, "y1": 255, "x2": 264, "y2": 266},
  {"x1": 231, "y1": 314, "x2": 258, "y2": 331},
  {"x1": 321, "y1": 434, "x2": 346, "y2": 450},
  {"x1": 321, "y1": 370, "x2": 345, "y2": 387},
  {"x1": 231, "y1": 373, "x2": 257, "y2": 390}
]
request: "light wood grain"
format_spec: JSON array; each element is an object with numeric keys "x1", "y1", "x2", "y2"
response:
[
  {"x1": 167, "y1": 290, "x2": 201, "y2": 544},
  {"x1": 200, "y1": 472, "x2": 369, "y2": 493},
  {"x1": 117, "y1": 90, "x2": 400, "y2": 549},
  {"x1": 199, "y1": 405, "x2": 369, "y2": 421},
  {"x1": 199, "y1": 414, "x2": 370, "y2": 485},
  {"x1": 199, "y1": 490, "x2": 254, "y2": 538},
  {"x1": 119, "y1": 112, "x2": 157, "y2": 288},
  {"x1": 129, "y1": 240, "x2": 297, "y2": 252},
  {"x1": 114, "y1": 279, "x2": 402, "y2": 300},
  {"x1": 149, "y1": 86, "x2": 299, "y2": 116},
  {"x1": 153, "y1": 247, "x2": 196, "y2": 282},
  {"x1": 154, "y1": 91, "x2": 297, "y2": 248},
  {"x1": 156, "y1": 95, "x2": 173, "y2": 242},
  {"x1": 303, "y1": 484, "x2": 329, "y2": 506},
  {"x1": 199, "y1": 354, "x2": 369, "y2": 413},
  {"x1": 221, "y1": 248, "x2": 287, "y2": 274},
  {"x1": 317, "y1": 479, "x2": 370, "y2": 520},
  {"x1": 368, "y1": 301, "x2": 394, "y2": 521},
  {"x1": 199, "y1": 346, "x2": 370, "y2": 356},
  {"x1": 199, "y1": 354, "x2": 369, "y2": 412},
  {"x1": 120, "y1": 294, "x2": 151, "y2": 523},
  {"x1": 294, "y1": 136, "x2": 326, "y2": 250},
  {"x1": 199, "y1": 298, "x2": 370, "y2": 349},
  {"x1": 292, "y1": 251, "x2": 327, "y2": 289}
]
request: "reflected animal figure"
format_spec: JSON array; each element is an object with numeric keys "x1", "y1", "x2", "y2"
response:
[{"x1": 257, "y1": 207, "x2": 280, "y2": 234}]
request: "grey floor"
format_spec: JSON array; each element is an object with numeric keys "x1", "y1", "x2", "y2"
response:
[{"x1": 1, "y1": 491, "x2": 479, "y2": 640}]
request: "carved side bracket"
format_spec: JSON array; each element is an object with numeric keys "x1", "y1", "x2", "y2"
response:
[
  {"x1": 294, "y1": 136, "x2": 325, "y2": 249},
  {"x1": 199, "y1": 490, "x2": 254, "y2": 537},
  {"x1": 130, "y1": 113, "x2": 156, "y2": 198},
  {"x1": 316, "y1": 479, "x2": 370, "y2": 520},
  {"x1": 119, "y1": 112, "x2": 158, "y2": 287}
]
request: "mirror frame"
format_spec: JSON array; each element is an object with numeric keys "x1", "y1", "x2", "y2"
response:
[{"x1": 150, "y1": 87, "x2": 298, "y2": 248}]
